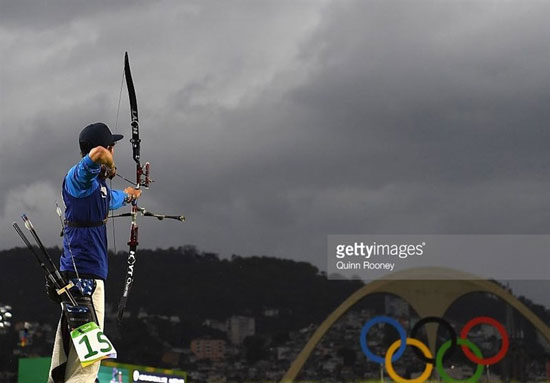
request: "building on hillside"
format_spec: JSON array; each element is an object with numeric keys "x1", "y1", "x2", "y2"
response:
[
  {"x1": 191, "y1": 339, "x2": 226, "y2": 361},
  {"x1": 227, "y1": 315, "x2": 255, "y2": 344}
]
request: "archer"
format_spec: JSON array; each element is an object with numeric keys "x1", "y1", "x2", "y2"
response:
[{"x1": 48, "y1": 122, "x2": 141, "y2": 383}]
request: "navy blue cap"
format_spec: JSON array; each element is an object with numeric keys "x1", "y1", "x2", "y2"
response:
[{"x1": 79, "y1": 122, "x2": 123, "y2": 154}]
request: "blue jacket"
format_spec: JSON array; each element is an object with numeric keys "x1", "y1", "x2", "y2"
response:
[{"x1": 60, "y1": 155, "x2": 126, "y2": 280}]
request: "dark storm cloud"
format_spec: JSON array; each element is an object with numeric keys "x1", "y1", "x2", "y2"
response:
[
  {"x1": 142, "y1": 0, "x2": 550, "y2": 285},
  {"x1": 0, "y1": 0, "x2": 147, "y2": 30},
  {"x1": 170, "y1": 0, "x2": 550, "y2": 240},
  {"x1": 287, "y1": 0, "x2": 550, "y2": 187}
]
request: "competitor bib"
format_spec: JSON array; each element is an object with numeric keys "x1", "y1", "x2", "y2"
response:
[{"x1": 70, "y1": 322, "x2": 117, "y2": 367}]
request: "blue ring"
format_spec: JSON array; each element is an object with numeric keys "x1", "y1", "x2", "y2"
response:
[{"x1": 360, "y1": 316, "x2": 407, "y2": 364}]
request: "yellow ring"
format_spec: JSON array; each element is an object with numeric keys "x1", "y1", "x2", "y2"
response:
[{"x1": 385, "y1": 338, "x2": 433, "y2": 383}]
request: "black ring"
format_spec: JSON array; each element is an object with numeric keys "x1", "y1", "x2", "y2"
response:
[{"x1": 410, "y1": 316, "x2": 457, "y2": 364}]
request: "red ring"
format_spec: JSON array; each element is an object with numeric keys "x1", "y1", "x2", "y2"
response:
[{"x1": 460, "y1": 316, "x2": 509, "y2": 365}]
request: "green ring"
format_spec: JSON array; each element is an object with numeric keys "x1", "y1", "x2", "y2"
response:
[{"x1": 436, "y1": 338, "x2": 484, "y2": 383}]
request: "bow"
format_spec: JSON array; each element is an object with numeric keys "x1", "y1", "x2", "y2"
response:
[{"x1": 116, "y1": 52, "x2": 185, "y2": 321}]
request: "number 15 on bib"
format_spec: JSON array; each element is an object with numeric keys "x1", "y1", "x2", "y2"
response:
[{"x1": 71, "y1": 322, "x2": 117, "y2": 367}]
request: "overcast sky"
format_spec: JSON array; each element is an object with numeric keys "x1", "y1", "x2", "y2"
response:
[{"x1": 2, "y1": 0, "x2": 550, "y2": 307}]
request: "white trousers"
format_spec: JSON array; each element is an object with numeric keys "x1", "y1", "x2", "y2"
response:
[{"x1": 48, "y1": 280, "x2": 105, "y2": 383}]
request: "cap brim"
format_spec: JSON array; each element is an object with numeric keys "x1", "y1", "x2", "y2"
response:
[{"x1": 112, "y1": 134, "x2": 124, "y2": 143}]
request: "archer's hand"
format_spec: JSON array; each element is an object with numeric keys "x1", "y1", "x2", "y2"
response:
[
  {"x1": 124, "y1": 187, "x2": 142, "y2": 203},
  {"x1": 100, "y1": 165, "x2": 117, "y2": 180}
]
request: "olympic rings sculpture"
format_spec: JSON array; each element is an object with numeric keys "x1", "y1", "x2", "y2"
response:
[{"x1": 359, "y1": 315, "x2": 509, "y2": 383}]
